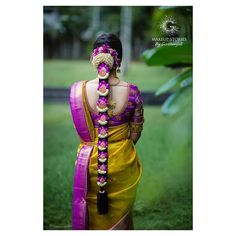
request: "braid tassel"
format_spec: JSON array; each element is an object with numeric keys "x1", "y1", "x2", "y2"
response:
[{"x1": 96, "y1": 62, "x2": 111, "y2": 214}]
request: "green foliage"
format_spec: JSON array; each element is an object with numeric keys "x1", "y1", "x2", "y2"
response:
[
  {"x1": 142, "y1": 42, "x2": 192, "y2": 116},
  {"x1": 141, "y1": 43, "x2": 192, "y2": 67},
  {"x1": 162, "y1": 85, "x2": 192, "y2": 116},
  {"x1": 155, "y1": 67, "x2": 192, "y2": 115},
  {"x1": 155, "y1": 68, "x2": 192, "y2": 96}
]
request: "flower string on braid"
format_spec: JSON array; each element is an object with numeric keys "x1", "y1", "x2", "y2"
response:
[{"x1": 91, "y1": 43, "x2": 120, "y2": 214}]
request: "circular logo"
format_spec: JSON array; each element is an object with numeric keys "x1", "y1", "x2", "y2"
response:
[{"x1": 160, "y1": 16, "x2": 179, "y2": 37}]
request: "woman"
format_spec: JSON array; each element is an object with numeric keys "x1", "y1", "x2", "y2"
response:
[{"x1": 69, "y1": 33, "x2": 144, "y2": 230}]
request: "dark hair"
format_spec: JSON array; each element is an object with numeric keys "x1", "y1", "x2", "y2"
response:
[{"x1": 93, "y1": 33, "x2": 123, "y2": 62}]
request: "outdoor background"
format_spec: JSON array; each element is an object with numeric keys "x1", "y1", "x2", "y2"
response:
[{"x1": 43, "y1": 6, "x2": 192, "y2": 230}]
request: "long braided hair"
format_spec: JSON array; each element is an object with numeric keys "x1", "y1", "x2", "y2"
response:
[{"x1": 90, "y1": 33, "x2": 122, "y2": 214}]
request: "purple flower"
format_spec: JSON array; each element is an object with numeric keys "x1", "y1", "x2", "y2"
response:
[
  {"x1": 91, "y1": 44, "x2": 121, "y2": 68},
  {"x1": 98, "y1": 151, "x2": 108, "y2": 158},
  {"x1": 98, "y1": 164, "x2": 108, "y2": 171},
  {"x1": 98, "y1": 127, "x2": 108, "y2": 135},
  {"x1": 98, "y1": 114, "x2": 109, "y2": 122},
  {"x1": 97, "y1": 97, "x2": 109, "y2": 108},
  {"x1": 98, "y1": 80, "x2": 110, "y2": 90},
  {"x1": 97, "y1": 176, "x2": 107, "y2": 183},
  {"x1": 98, "y1": 63, "x2": 110, "y2": 74},
  {"x1": 98, "y1": 139, "x2": 108, "y2": 148}
]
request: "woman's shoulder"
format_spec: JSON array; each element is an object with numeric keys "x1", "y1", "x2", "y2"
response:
[
  {"x1": 70, "y1": 80, "x2": 86, "y2": 87},
  {"x1": 70, "y1": 79, "x2": 95, "y2": 90},
  {"x1": 69, "y1": 80, "x2": 86, "y2": 92},
  {"x1": 86, "y1": 78, "x2": 98, "y2": 84},
  {"x1": 118, "y1": 80, "x2": 129, "y2": 87},
  {"x1": 125, "y1": 81, "x2": 140, "y2": 92}
]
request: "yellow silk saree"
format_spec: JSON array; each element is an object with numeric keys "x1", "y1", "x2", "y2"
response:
[{"x1": 70, "y1": 81, "x2": 142, "y2": 230}]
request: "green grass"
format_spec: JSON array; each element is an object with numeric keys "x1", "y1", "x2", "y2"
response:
[
  {"x1": 43, "y1": 60, "x2": 176, "y2": 91},
  {"x1": 44, "y1": 103, "x2": 192, "y2": 230}
]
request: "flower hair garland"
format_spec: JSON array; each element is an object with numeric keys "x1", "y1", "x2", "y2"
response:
[{"x1": 90, "y1": 43, "x2": 120, "y2": 214}]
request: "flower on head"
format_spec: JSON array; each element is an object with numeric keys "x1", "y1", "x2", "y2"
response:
[{"x1": 91, "y1": 44, "x2": 120, "y2": 69}]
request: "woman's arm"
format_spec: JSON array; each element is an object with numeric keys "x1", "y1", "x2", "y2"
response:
[
  {"x1": 129, "y1": 86, "x2": 144, "y2": 144},
  {"x1": 130, "y1": 123, "x2": 143, "y2": 144}
]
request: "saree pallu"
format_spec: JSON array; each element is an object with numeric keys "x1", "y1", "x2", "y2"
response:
[{"x1": 70, "y1": 81, "x2": 142, "y2": 230}]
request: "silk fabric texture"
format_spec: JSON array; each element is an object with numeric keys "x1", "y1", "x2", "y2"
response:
[{"x1": 70, "y1": 80, "x2": 142, "y2": 230}]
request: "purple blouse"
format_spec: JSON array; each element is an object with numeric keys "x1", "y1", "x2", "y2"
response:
[{"x1": 86, "y1": 83, "x2": 144, "y2": 128}]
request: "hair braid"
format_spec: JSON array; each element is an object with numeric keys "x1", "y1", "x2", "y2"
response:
[{"x1": 91, "y1": 44, "x2": 120, "y2": 214}]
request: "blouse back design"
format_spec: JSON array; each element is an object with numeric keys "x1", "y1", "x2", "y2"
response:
[{"x1": 85, "y1": 82, "x2": 144, "y2": 128}]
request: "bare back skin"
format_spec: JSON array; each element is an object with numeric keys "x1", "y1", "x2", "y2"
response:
[
  {"x1": 85, "y1": 77, "x2": 129, "y2": 115},
  {"x1": 85, "y1": 77, "x2": 140, "y2": 144}
]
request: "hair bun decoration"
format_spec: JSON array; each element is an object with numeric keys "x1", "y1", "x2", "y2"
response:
[
  {"x1": 90, "y1": 43, "x2": 120, "y2": 215},
  {"x1": 91, "y1": 43, "x2": 121, "y2": 71},
  {"x1": 92, "y1": 55, "x2": 113, "y2": 79}
]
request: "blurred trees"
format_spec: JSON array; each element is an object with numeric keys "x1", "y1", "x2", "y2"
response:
[
  {"x1": 44, "y1": 6, "x2": 91, "y2": 58},
  {"x1": 44, "y1": 6, "x2": 192, "y2": 76},
  {"x1": 44, "y1": 6, "x2": 155, "y2": 61},
  {"x1": 120, "y1": 6, "x2": 132, "y2": 76}
]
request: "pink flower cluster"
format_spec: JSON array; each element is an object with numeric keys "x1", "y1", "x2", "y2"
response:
[
  {"x1": 96, "y1": 97, "x2": 109, "y2": 112},
  {"x1": 92, "y1": 44, "x2": 121, "y2": 68},
  {"x1": 98, "y1": 139, "x2": 108, "y2": 150},
  {"x1": 98, "y1": 164, "x2": 108, "y2": 174},
  {"x1": 97, "y1": 176, "x2": 107, "y2": 187}
]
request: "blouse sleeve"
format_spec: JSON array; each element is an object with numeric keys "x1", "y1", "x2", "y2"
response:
[{"x1": 129, "y1": 85, "x2": 144, "y2": 133}]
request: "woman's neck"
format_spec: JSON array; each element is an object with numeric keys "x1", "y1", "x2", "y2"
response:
[
  {"x1": 108, "y1": 69, "x2": 120, "y2": 85},
  {"x1": 109, "y1": 69, "x2": 117, "y2": 78}
]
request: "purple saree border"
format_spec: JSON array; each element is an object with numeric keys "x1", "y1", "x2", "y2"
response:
[
  {"x1": 69, "y1": 81, "x2": 92, "y2": 142},
  {"x1": 69, "y1": 81, "x2": 95, "y2": 230},
  {"x1": 72, "y1": 145, "x2": 94, "y2": 230}
]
